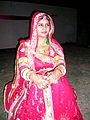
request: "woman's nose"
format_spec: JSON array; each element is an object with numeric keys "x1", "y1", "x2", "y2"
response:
[{"x1": 42, "y1": 25, "x2": 46, "y2": 30}]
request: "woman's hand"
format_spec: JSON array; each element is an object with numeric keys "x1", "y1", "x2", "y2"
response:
[
  {"x1": 46, "y1": 71, "x2": 58, "y2": 84},
  {"x1": 45, "y1": 67, "x2": 63, "y2": 84},
  {"x1": 30, "y1": 73, "x2": 49, "y2": 89}
]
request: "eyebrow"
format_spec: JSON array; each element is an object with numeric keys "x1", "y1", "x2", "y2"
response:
[{"x1": 39, "y1": 15, "x2": 50, "y2": 21}]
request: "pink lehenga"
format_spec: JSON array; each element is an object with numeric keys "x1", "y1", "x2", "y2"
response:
[{"x1": 4, "y1": 12, "x2": 83, "y2": 120}]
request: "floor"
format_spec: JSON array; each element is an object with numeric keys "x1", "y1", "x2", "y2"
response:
[{"x1": 0, "y1": 43, "x2": 90, "y2": 120}]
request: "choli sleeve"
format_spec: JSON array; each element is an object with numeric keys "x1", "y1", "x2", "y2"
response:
[
  {"x1": 51, "y1": 39, "x2": 66, "y2": 76},
  {"x1": 17, "y1": 41, "x2": 34, "y2": 81}
]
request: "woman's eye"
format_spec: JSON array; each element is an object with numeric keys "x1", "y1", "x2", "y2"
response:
[
  {"x1": 38, "y1": 24, "x2": 43, "y2": 26},
  {"x1": 46, "y1": 23, "x2": 49, "y2": 26}
]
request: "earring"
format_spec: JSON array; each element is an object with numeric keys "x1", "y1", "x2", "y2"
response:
[{"x1": 46, "y1": 38, "x2": 50, "y2": 45}]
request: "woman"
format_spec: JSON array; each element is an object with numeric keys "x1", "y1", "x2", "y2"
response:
[{"x1": 4, "y1": 11, "x2": 83, "y2": 120}]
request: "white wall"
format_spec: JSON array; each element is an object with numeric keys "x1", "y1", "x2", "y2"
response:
[{"x1": 0, "y1": 1, "x2": 77, "y2": 49}]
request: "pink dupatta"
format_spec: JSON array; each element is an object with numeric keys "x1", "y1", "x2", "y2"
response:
[{"x1": 4, "y1": 12, "x2": 83, "y2": 120}]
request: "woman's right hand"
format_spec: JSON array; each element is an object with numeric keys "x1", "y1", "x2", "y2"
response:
[{"x1": 31, "y1": 73, "x2": 49, "y2": 89}]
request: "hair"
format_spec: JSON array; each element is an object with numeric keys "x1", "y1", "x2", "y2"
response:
[{"x1": 39, "y1": 14, "x2": 50, "y2": 21}]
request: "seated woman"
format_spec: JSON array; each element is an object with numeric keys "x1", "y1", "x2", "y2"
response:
[{"x1": 4, "y1": 11, "x2": 83, "y2": 120}]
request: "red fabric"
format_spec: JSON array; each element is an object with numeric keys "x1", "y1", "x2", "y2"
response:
[{"x1": 4, "y1": 12, "x2": 83, "y2": 120}]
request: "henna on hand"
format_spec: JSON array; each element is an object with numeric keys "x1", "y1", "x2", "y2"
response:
[{"x1": 30, "y1": 73, "x2": 49, "y2": 89}]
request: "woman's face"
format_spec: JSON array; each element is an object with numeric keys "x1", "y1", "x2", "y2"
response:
[{"x1": 37, "y1": 17, "x2": 50, "y2": 38}]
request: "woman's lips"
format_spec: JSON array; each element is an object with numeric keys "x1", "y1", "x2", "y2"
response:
[{"x1": 41, "y1": 31, "x2": 47, "y2": 34}]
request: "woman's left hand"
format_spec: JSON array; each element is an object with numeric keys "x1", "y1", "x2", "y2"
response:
[
  {"x1": 32, "y1": 73, "x2": 49, "y2": 89},
  {"x1": 45, "y1": 68, "x2": 62, "y2": 84}
]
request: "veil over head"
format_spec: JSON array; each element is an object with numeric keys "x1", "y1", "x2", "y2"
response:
[{"x1": 29, "y1": 12, "x2": 54, "y2": 51}]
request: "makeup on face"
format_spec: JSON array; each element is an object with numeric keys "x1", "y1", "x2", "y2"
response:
[{"x1": 37, "y1": 17, "x2": 50, "y2": 38}]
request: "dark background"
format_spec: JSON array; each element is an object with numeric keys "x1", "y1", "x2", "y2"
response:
[{"x1": 1, "y1": 0, "x2": 90, "y2": 46}]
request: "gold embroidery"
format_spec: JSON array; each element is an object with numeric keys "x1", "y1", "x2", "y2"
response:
[
  {"x1": 43, "y1": 86, "x2": 54, "y2": 120},
  {"x1": 19, "y1": 57, "x2": 28, "y2": 64},
  {"x1": 53, "y1": 55, "x2": 62, "y2": 61}
]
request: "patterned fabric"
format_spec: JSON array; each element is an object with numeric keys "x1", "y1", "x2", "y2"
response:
[{"x1": 4, "y1": 12, "x2": 83, "y2": 120}]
